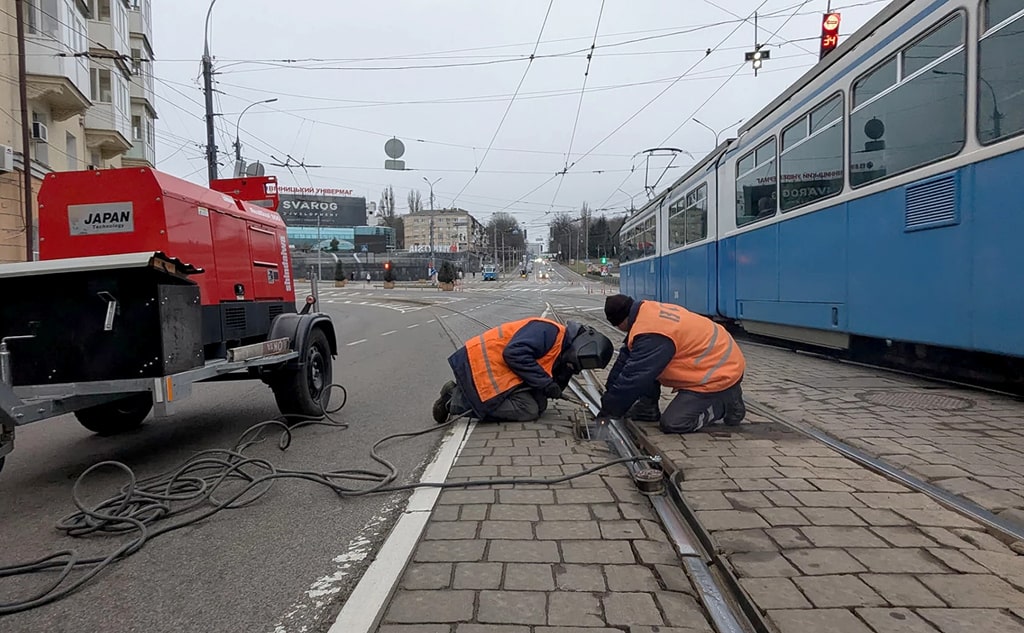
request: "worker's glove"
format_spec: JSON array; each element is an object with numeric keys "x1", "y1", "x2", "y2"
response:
[{"x1": 543, "y1": 382, "x2": 563, "y2": 399}]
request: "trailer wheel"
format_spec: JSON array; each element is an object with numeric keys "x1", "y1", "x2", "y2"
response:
[
  {"x1": 272, "y1": 328, "x2": 333, "y2": 419},
  {"x1": 75, "y1": 393, "x2": 153, "y2": 436}
]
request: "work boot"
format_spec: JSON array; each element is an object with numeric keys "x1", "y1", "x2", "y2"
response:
[
  {"x1": 723, "y1": 392, "x2": 746, "y2": 426},
  {"x1": 433, "y1": 381, "x2": 456, "y2": 424},
  {"x1": 627, "y1": 397, "x2": 661, "y2": 422}
]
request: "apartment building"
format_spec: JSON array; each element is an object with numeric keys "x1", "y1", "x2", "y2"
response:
[
  {"x1": 404, "y1": 207, "x2": 483, "y2": 253},
  {"x1": 0, "y1": 0, "x2": 157, "y2": 262}
]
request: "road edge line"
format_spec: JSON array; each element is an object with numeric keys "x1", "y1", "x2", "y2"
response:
[{"x1": 326, "y1": 417, "x2": 476, "y2": 633}]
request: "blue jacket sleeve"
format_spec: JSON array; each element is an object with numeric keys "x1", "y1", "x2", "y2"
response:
[
  {"x1": 502, "y1": 321, "x2": 561, "y2": 389},
  {"x1": 600, "y1": 333, "x2": 675, "y2": 417}
]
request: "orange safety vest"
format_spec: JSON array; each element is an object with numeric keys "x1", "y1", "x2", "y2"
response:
[
  {"x1": 466, "y1": 318, "x2": 566, "y2": 404},
  {"x1": 627, "y1": 301, "x2": 745, "y2": 393}
]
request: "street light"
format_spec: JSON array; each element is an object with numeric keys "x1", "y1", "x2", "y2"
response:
[
  {"x1": 933, "y1": 69, "x2": 1002, "y2": 138},
  {"x1": 693, "y1": 118, "x2": 744, "y2": 146},
  {"x1": 422, "y1": 176, "x2": 442, "y2": 278},
  {"x1": 234, "y1": 98, "x2": 278, "y2": 176},
  {"x1": 617, "y1": 187, "x2": 639, "y2": 214}
]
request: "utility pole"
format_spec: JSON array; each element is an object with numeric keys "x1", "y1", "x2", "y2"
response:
[
  {"x1": 423, "y1": 177, "x2": 441, "y2": 278},
  {"x1": 15, "y1": 0, "x2": 32, "y2": 261},
  {"x1": 203, "y1": 0, "x2": 219, "y2": 184},
  {"x1": 583, "y1": 207, "x2": 590, "y2": 264}
]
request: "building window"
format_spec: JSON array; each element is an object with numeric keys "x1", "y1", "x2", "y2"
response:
[
  {"x1": 780, "y1": 93, "x2": 844, "y2": 212},
  {"x1": 131, "y1": 48, "x2": 142, "y2": 74},
  {"x1": 735, "y1": 138, "x2": 777, "y2": 226},
  {"x1": 132, "y1": 115, "x2": 142, "y2": 141},
  {"x1": 850, "y1": 13, "x2": 966, "y2": 188},
  {"x1": 978, "y1": 2, "x2": 1024, "y2": 144},
  {"x1": 31, "y1": 112, "x2": 49, "y2": 166},
  {"x1": 90, "y1": 0, "x2": 110, "y2": 21},
  {"x1": 91, "y1": 67, "x2": 112, "y2": 102},
  {"x1": 146, "y1": 114, "x2": 155, "y2": 148},
  {"x1": 27, "y1": 0, "x2": 60, "y2": 37},
  {"x1": 66, "y1": 131, "x2": 77, "y2": 169}
]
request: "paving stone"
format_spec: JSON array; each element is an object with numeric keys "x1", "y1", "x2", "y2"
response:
[
  {"x1": 918, "y1": 527, "x2": 974, "y2": 549},
  {"x1": 386, "y1": 590, "x2": 475, "y2": 623},
  {"x1": 639, "y1": 519, "x2": 670, "y2": 542},
  {"x1": 535, "y1": 521, "x2": 601, "y2": 540},
  {"x1": 800, "y1": 507, "x2": 867, "y2": 526},
  {"x1": 757, "y1": 507, "x2": 808, "y2": 527},
  {"x1": 734, "y1": 478, "x2": 779, "y2": 491},
  {"x1": 656, "y1": 591, "x2": 712, "y2": 629},
  {"x1": 453, "y1": 562, "x2": 503, "y2": 590},
  {"x1": 784, "y1": 548, "x2": 867, "y2": 575},
  {"x1": 859, "y1": 573, "x2": 946, "y2": 607},
  {"x1": 450, "y1": 465, "x2": 500, "y2": 478},
  {"x1": 950, "y1": 528, "x2": 1014, "y2": 553},
  {"x1": 490, "y1": 504, "x2": 539, "y2": 521},
  {"x1": 426, "y1": 521, "x2": 480, "y2": 540},
  {"x1": 723, "y1": 491, "x2": 773, "y2": 509},
  {"x1": 809, "y1": 478, "x2": 856, "y2": 492},
  {"x1": 480, "y1": 521, "x2": 534, "y2": 540},
  {"x1": 918, "y1": 608, "x2": 1024, "y2": 633},
  {"x1": 793, "y1": 574, "x2": 886, "y2": 608},
  {"x1": 853, "y1": 493, "x2": 938, "y2": 510},
  {"x1": 871, "y1": 527, "x2": 939, "y2": 548},
  {"x1": 619, "y1": 503, "x2": 656, "y2": 520},
  {"x1": 539, "y1": 504, "x2": 590, "y2": 521},
  {"x1": 627, "y1": 628, "x2": 716, "y2": 633},
  {"x1": 918, "y1": 574, "x2": 1024, "y2": 608},
  {"x1": 440, "y1": 490, "x2": 496, "y2": 505},
  {"x1": 555, "y1": 488, "x2": 616, "y2": 504},
  {"x1": 431, "y1": 506, "x2": 460, "y2": 522},
  {"x1": 766, "y1": 527, "x2": 814, "y2": 549},
  {"x1": 767, "y1": 608, "x2": 873, "y2": 633},
  {"x1": 848, "y1": 548, "x2": 951, "y2": 574},
  {"x1": 488, "y1": 540, "x2": 561, "y2": 563},
  {"x1": 605, "y1": 565, "x2": 660, "y2": 591},
  {"x1": 677, "y1": 479, "x2": 741, "y2": 491},
  {"x1": 535, "y1": 629, "x2": 621, "y2": 633},
  {"x1": 402, "y1": 563, "x2": 453, "y2": 590},
  {"x1": 635, "y1": 540, "x2": 679, "y2": 565},
  {"x1": 498, "y1": 490, "x2": 554, "y2": 504},
  {"x1": 461, "y1": 505, "x2": 489, "y2": 521},
  {"x1": 694, "y1": 510, "x2": 769, "y2": 531},
  {"x1": 599, "y1": 520, "x2": 646, "y2": 540},
  {"x1": 478, "y1": 591, "x2": 547, "y2": 625},
  {"x1": 770, "y1": 478, "x2": 818, "y2": 491},
  {"x1": 547, "y1": 592, "x2": 604, "y2": 627},
  {"x1": 729, "y1": 551, "x2": 800, "y2": 577},
  {"x1": 379, "y1": 626, "x2": 451, "y2": 633},
  {"x1": 934, "y1": 477, "x2": 993, "y2": 495},
  {"x1": 791, "y1": 491, "x2": 863, "y2": 507},
  {"x1": 603, "y1": 593, "x2": 664, "y2": 626},
  {"x1": 764, "y1": 491, "x2": 803, "y2": 507},
  {"x1": 554, "y1": 564, "x2": 606, "y2": 591},
  {"x1": 503, "y1": 563, "x2": 555, "y2": 590},
  {"x1": 855, "y1": 608, "x2": 942, "y2": 633},
  {"x1": 655, "y1": 564, "x2": 697, "y2": 595},
  {"x1": 739, "y1": 577, "x2": 811, "y2": 609},
  {"x1": 416, "y1": 540, "x2": 487, "y2": 563},
  {"x1": 562, "y1": 540, "x2": 635, "y2": 564},
  {"x1": 715, "y1": 529, "x2": 779, "y2": 552},
  {"x1": 800, "y1": 526, "x2": 888, "y2": 548}
]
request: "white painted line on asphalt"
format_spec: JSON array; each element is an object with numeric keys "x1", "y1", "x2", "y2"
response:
[
  {"x1": 426, "y1": 319, "x2": 436, "y2": 323},
  {"x1": 407, "y1": 324, "x2": 420, "y2": 329},
  {"x1": 346, "y1": 339, "x2": 367, "y2": 346},
  {"x1": 380, "y1": 330, "x2": 397, "y2": 336},
  {"x1": 541, "y1": 302, "x2": 552, "y2": 319},
  {"x1": 328, "y1": 418, "x2": 475, "y2": 633}
]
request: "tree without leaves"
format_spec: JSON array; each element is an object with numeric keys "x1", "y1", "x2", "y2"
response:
[
  {"x1": 379, "y1": 185, "x2": 396, "y2": 221},
  {"x1": 483, "y1": 212, "x2": 525, "y2": 261},
  {"x1": 407, "y1": 189, "x2": 423, "y2": 214},
  {"x1": 547, "y1": 212, "x2": 575, "y2": 261}
]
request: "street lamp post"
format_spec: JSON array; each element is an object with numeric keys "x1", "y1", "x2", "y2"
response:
[
  {"x1": 933, "y1": 70, "x2": 1002, "y2": 138},
  {"x1": 693, "y1": 118, "x2": 743, "y2": 146},
  {"x1": 234, "y1": 98, "x2": 277, "y2": 176},
  {"x1": 203, "y1": 0, "x2": 219, "y2": 184},
  {"x1": 422, "y1": 176, "x2": 442, "y2": 279}
]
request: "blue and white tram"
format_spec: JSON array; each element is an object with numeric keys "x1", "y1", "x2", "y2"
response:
[{"x1": 620, "y1": 0, "x2": 1024, "y2": 364}]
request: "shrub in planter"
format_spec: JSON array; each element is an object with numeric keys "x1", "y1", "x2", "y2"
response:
[
  {"x1": 437, "y1": 260, "x2": 456, "y2": 290},
  {"x1": 333, "y1": 261, "x2": 346, "y2": 287}
]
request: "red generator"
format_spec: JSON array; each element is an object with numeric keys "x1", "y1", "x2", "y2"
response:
[{"x1": 0, "y1": 168, "x2": 337, "y2": 473}]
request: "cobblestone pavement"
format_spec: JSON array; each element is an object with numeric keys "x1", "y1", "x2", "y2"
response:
[
  {"x1": 737, "y1": 342, "x2": 1024, "y2": 530},
  {"x1": 374, "y1": 399, "x2": 715, "y2": 633}
]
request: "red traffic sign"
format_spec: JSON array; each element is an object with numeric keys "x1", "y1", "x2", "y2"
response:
[{"x1": 823, "y1": 12, "x2": 841, "y2": 32}]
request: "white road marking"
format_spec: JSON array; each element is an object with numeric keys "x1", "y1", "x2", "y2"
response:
[
  {"x1": 407, "y1": 324, "x2": 420, "y2": 329},
  {"x1": 426, "y1": 319, "x2": 436, "y2": 323},
  {"x1": 381, "y1": 330, "x2": 397, "y2": 336},
  {"x1": 346, "y1": 339, "x2": 367, "y2": 346},
  {"x1": 327, "y1": 419, "x2": 475, "y2": 633}
]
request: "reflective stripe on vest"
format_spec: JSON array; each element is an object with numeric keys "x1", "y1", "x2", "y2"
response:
[
  {"x1": 627, "y1": 301, "x2": 745, "y2": 393},
  {"x1": 466, "y1": 318, "x2": 566, "y2": 404}
]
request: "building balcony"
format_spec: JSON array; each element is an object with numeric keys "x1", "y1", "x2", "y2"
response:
[
  {"x1": 129, "y1": 6, "x2": 152, "y2": 40},
  {"x1": 122, "y1": 138, "x2": 155, "y2": 166},
  {"x1": 88, "y1": 18, "x2": 131, "y2": 61},
  {"x1": 85, "y1": 103, "x2": 131, "y2": 160},
  {"x1": 130, "y1": 69, "x2": 155, "y2": 108},
  {"x1": 24, "y1": 37, "x2": 91, "y2": 121}
]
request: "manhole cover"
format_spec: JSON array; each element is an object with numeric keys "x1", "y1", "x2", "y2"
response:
[{"x1": 857, "y1": 390, "x2": 974, "y2": 411}]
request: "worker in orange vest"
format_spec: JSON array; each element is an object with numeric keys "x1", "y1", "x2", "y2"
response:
[
  {"x1": 599, "y1": 294, "x2": 746, "y2": 433},
  {"x1": 433, "y1": 319, "x2": 613, "y2": 423}
]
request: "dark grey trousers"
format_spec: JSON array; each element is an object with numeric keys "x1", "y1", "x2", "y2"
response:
[
  {"x1": 450, "y1": 384, "x2": 549, "y2": 422},
  {"x1": 638, "y1": 380, "x2": 746, "y2": 434}
]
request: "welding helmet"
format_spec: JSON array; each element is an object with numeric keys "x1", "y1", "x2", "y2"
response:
[{"x1": 562, "y1": 320, "x2": 613, "y2": 372}]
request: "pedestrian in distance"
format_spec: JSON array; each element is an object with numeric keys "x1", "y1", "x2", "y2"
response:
[
  {"x1": 598, "y1": 294, "x2": 747, "y2": 434},
  {"x1": 433, "y1": 318, "x2": 613, "y2": 423}
]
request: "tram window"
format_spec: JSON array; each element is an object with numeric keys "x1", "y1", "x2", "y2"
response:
[
  {"x1": 985, "y1": 0, "x2": 1020, "y2": 29},
  {"x1": 851, "y1": 49, "x2": 965, "y2": 187},
  {"x1": 735, "y1": 138, "x2": 777, "y2": 227},
  {"x1": 668, "y1": 200, "x2": 686, "y2": 250},
  {"x1": 684, "y1": 184, "x2": 708, "y2": 243},
  {"x1": 853, "y1": 57, "x2": 896, "y2": 108},
  {"x1": 979, "y1": 3, "x2": 1024, "y2": 144},
  {"x1": 781, "y1": 94, "x2": 844, "y2": 212},
  {"x1": 902, "y1": 14, "x2": 964, "y2": 77}
]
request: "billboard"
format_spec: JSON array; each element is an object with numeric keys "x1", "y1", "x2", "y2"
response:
[{"x1": 276, "y1": 186, "x2": 367, "y2": 228}]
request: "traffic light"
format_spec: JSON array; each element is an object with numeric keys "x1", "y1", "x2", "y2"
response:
[
  {"x1": 384, "y1": 261, "x2": 392, "y2": 270},
  {"x1": 600, "y1": 257, "x2": 607, "y2": 265},
  {"x1": 820, "y1": 12, "x2": 842, "y2": 60}
]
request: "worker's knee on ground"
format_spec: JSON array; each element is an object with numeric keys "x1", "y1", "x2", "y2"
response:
[{"x1": 659, "y1": 411, "x2": 707, "y2": 434}]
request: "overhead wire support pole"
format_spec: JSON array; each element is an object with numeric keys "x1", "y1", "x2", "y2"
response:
[
  {"x1": 203, "y1": 0, "x2": 219, "y2": 184},
  {"x1": 15, "y1": 0, "x2": 32, "y2": 261}
]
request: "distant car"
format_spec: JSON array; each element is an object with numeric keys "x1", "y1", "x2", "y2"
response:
[{"x1": 539, "y1": 271, "x2": 549, "y2": 279}]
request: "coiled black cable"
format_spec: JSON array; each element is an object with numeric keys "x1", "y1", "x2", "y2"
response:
[{"x1": 0, "y1": 382, "x2": 651, "y2": 615}]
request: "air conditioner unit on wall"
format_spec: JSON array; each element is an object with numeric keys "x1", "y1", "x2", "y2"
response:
[
  {"x1": 0, "y1": 145, "x2": 12, "y2": 173},
  {"x1": 31, "y1": 122, "x2": 48, "y2": 143}
]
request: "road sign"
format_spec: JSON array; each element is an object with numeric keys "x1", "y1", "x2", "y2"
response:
[
  {"x1": 384, "y1": 137, "x2": 406, "y2": 159},
  {"x1": 361, "y1": 244, "x2": 368, "y2": 252}
]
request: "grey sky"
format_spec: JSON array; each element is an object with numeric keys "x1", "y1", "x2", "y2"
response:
[{"x1": 152, "y1": 0, "x2": 885, "y2": 235}]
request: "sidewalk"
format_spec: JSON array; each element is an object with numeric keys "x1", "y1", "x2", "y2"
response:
[{"x1": 373, "y1": 397, "x2": 715, "y2": 632}]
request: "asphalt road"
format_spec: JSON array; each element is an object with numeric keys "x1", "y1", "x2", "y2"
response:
[{"x1": 0, "y1": 270, "x2": 612, "y2": 633}]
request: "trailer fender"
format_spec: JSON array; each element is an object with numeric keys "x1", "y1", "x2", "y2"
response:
[{"x1": 267, "y1": 313, "x2": 338, "y2": 368}]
